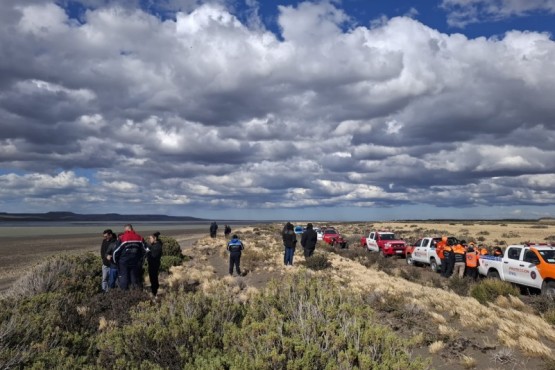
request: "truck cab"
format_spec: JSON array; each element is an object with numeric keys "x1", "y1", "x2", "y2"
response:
[
  {"x1": 405, "y1": 237, "x2": 442, "y2": 272},
  {"x1": 365, "y1": 231, "x2": 406, "y2": 257},
  {"x1": 479, "y1": 244, "x2": 555, "y2": 295}
]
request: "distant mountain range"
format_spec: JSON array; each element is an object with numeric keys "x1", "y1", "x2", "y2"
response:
[{"x1": 0, "y1": 211, "x2": 206, "y2": 222}]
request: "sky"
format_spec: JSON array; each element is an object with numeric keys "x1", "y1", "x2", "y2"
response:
[{"x1": 1, "y1": 0, "x2": 555, "y2": 221}]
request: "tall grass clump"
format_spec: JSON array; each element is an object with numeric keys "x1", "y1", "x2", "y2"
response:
[{"x1": 470, "y1": 279, "x2": 520, "y2": 305}]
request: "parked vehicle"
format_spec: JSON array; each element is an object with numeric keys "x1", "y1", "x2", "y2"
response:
[
  {"x1": 294, "y1": 226, "x2": 304, "y2": 235},
  {"x1": 322, "y1": 228, "x2": 348, "y2": 248},
  {"x1": 314, "y1": 227, "x2": 323, "y2": 241},
  {"x1": 478, "y1": 244, "x2": 555, "y2": 296},
  {"x1": 363, "y1": 231, "x2": 406, "y2": 257},
  {"x1": 405, "y1": 237, "x2": 442, "y2": 272}
]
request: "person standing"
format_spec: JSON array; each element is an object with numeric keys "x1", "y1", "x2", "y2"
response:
[
  {"x1": 100, "y1": 229, "x2": 114, "y2": 292},
  {"x1": 465, "y1": 245, "x2": 479, "y2": 280},
  {"x1": 436, "y1": 236, "x2": 447, "y2": 276},
  {"x1": 227, "y1": 234, "x2": 244, "y2": 276},
  {"x1": 113, "y1": 224, "x2": 146, "y2": 290},
  {"x1": 105, "y1": 231, "x2": 120, "y2": 290},
  {"x1": 224, "y1": 224, "x2": 232, "y2": 239},
  {"x1": 146, "y1": 231, "x2": 163, "y2": 296},
  {"x1": 442, "y1": 241, "x2": 454, "y2": 277},
  {"x1": 301, "y1": 223, "x2": 318, "y2": 258},
  {"x1": 282, "y1": 222, "x2": 297, "y2": 266},
  {"x1": 210, "y1": 222, "x2": 218, "y2": 238},
  {"x1": 452, "y1": 241, "x2": 467, "y2": 278}
]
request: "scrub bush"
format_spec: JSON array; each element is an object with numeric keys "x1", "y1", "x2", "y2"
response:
[
  {"x1": 160, "y1": 236, "x2": 182, "y2": 257},
  {"x1": 304, "y1": 254, "x2": 331, "y2": 270},
  {"x1": 160, "y1": 255, "x2": 183, "y2": 272},
  {"x1": 470, "y1": 279, "x2": 520, "y2": 305}
]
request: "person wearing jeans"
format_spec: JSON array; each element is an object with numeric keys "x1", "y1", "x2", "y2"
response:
[{"x1": 282, "y1": 222, "x2": 297, "y2": 266}]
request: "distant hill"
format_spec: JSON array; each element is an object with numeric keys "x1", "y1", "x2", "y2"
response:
[{"x1": 0, "y1": 211, "x2": 206, "y2": 222}]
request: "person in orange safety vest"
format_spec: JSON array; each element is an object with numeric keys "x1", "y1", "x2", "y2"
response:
[
  {"x1": 465, "y1": 246, "x2": 479, "y2": 280},
  {"x1": 436, "y1": 236, "x2": 447, "y2": 276},
  {"x1": 452, "y1": 242, "x2": 466, "y2": 278}
]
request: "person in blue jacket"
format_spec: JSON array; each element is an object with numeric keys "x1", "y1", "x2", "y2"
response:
[{"x1": 227, "y1": 234, "x2": 244, "y2": 276}]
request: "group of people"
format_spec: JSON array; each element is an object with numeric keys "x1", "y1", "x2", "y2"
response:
[
  {"x1": 435, "y1": 236, "x2": 503, "y2": 279},
  {"x1": 281, "y1": 222, "x2": 318, "y2": 266},
  {"x1": 99, "y1": 224, "x2": 163, "y2": 296},
  {"x1": 209, "y1": 222, "x2": 232, "y2": 239}
]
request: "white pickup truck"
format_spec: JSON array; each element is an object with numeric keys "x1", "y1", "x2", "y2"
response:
[
  {"x1": 405, "y1": 237, "x2": 442, "y2": 272},
  {"x1": 479, "y1": 244, "x2": 555, "y2": 295}
]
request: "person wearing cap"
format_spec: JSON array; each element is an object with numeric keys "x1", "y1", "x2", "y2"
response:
[
  {"x1": 301, "y1": 223, "x2": 318, "y2": 258},
  {"x1": 227, "y1": 234, "x2": 244, "y2": 276},
  {"x1": 100, "y1": 229, "x2": 116, "y2": 292}
]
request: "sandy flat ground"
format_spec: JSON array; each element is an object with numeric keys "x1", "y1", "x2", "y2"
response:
[{"x1": 0, "y1": 228, "x2": 207, "y2": 292}]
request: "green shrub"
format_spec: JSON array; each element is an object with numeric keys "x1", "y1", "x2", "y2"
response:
[
  {"x1": 160, "y1": 236, "x2": 183, "y2": 257},
  {"x1": 304, "y1": 254, "x2": 331, "y2": 270},
  {"x1": 160, "y1": 255, "x2": 184, "y2": 272},
  {"x1": 470, "y1": 279, "x2": 520, "y2": 305},
  {"x1": 544, "y1": 309, "x2": 555, "y2": 325}
]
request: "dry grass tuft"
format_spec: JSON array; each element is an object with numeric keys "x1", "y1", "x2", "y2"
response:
[
  {"x1": 460, "y1": 354, "x2": 477, "y2": 369},
  {"x1": 438, "y1": 324, "x2": 458, "y2": 340},
  {"x1": 428, "y1": 341, "x2": 445, "y2": 354},
  {"x1": 517, "y1": 336, "x2": 552, "y2": 358},
  {"x1": 429, "y1": 312, "x2": 447, "y2": 324}
]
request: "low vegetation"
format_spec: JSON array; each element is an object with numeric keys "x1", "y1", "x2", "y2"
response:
[{"x1": 470, "y1": 279, "x2": 520, "y2": 305}]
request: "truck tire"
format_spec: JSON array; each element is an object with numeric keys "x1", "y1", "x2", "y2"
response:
[
  {"x1": 487, "y1": 270, "x2": 500, "y2": 279},
  {"x1": 430, "y1": 259, "x2": 438, "y2": 273},
  {"x1": 406, "y1": 254, "x2": 414, "y2": 265},
  {"x1": 542, "y1": 281, "x2": 555, "y2": 297}
]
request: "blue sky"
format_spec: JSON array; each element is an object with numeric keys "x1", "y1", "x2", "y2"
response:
[{"x1": 1, "y1": 0, "x2": 555, "y2": 221}]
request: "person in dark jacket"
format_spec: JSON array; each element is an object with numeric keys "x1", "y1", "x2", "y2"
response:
[
  {"x1": 113, "y1": 224, "x2": 146, "y2": 290},
  {"x1": 209, "y1": 222, "x2": 218, "y2": 238},
  {"x1": 100, "y1": 229, "x2": 115, "y2": 292},
  {"x1": 301, "y1": 223, "x2": 318, "y2": 258},
  {"x1": 282, "y1": 222, "x2": 297, "y2": 266},
  {"x1": 105, "y1": 232, "x2": 120, "y2": 290},
  {"x1": 227, "y1": 234, "x2": 244, "y2": 276},
  {"x1": 224, "y1": 225, "x2": 232, "y2": 239},
  {"x1": 146, "y1": 231, "x2": 163, "y2": 296}
]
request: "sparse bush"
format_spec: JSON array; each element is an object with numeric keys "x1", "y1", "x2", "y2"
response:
[
  {"x1": 544, "y1": 309, "x2": 555, "y2": 325},
  {"x1": 470, "y1": 279, "x2": 520, "y2": 305},
  {"x1": 399, "y1": 267, "x2": 422, "y2": 282},
  {"x1": 526, "y1": 295, "x2": 555, "y2": 314},
  {"x1": 531, "y1": 224, "x2": 549, "y2": 229},
  {"x1": 160, "y1": 255, "x2": 184, "y2": 272},
  {"x1": 160, "y1": 236, "x2": 183, "y2": 257},
  {"x1": 502, "y1": 231, "x2": 520, "y2": 238},
  {"x1": 477, "y1": 231, "x2": 490, "y2": 236},
  {"x1": 491, "y1": 347, "x2": 516, "y2": 365},
  {"x1": 305, "y1": 254, "x2": 331, "y2": 270},
  {"x1": 477, "y1": 236, "x2": 486, "y2": 242},
  {"x1": 447, "y1": 276, "x2": 474, "y2": 296},
  {"x1": 241, "y1": 249, "x2": 270, "y2": 271}
]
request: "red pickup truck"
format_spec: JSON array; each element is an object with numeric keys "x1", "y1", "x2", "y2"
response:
[{"x1": 361, "y1": 231, "x2": 406, "y2": 257}]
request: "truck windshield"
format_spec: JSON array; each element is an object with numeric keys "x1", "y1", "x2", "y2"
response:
[
  {"x1": 380, "y1": 234, "x2": 395, "y2": 240},
  {"x1": 538, "y1": 250, "x2": 555, "y2": 264}
]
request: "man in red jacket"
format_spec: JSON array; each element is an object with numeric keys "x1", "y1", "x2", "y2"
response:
[{"x1": 113, "y1": 224, "x2": 146, "y2": 290}]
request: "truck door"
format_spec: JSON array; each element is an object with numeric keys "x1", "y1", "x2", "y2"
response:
[
  {"x1": 521, "y1": 250, "x2": 542, "y2": 289},
  {"x1": 503, "y1": 246, "x2": 524, "y2": 284},
  {"x1": 412, "y1": 239, "x2": 424, "y2": 262},
  {"x1": 367, "y1": 232, "x2": 378, "y2": 252}
]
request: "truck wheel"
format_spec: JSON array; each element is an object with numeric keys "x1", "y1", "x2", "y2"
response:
[
  {"x1": 430, "y1": 259, "x2": 438, "y2": 273},
  {"x1": 487, "y1": 270, "x2": 500, "y2": 279},
  {"x1": 406, "y1": 254, "x2": 414, "y2": 265},
  {"x1": 542, "y1": 281, "x2": 555, "y2": 297}
]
